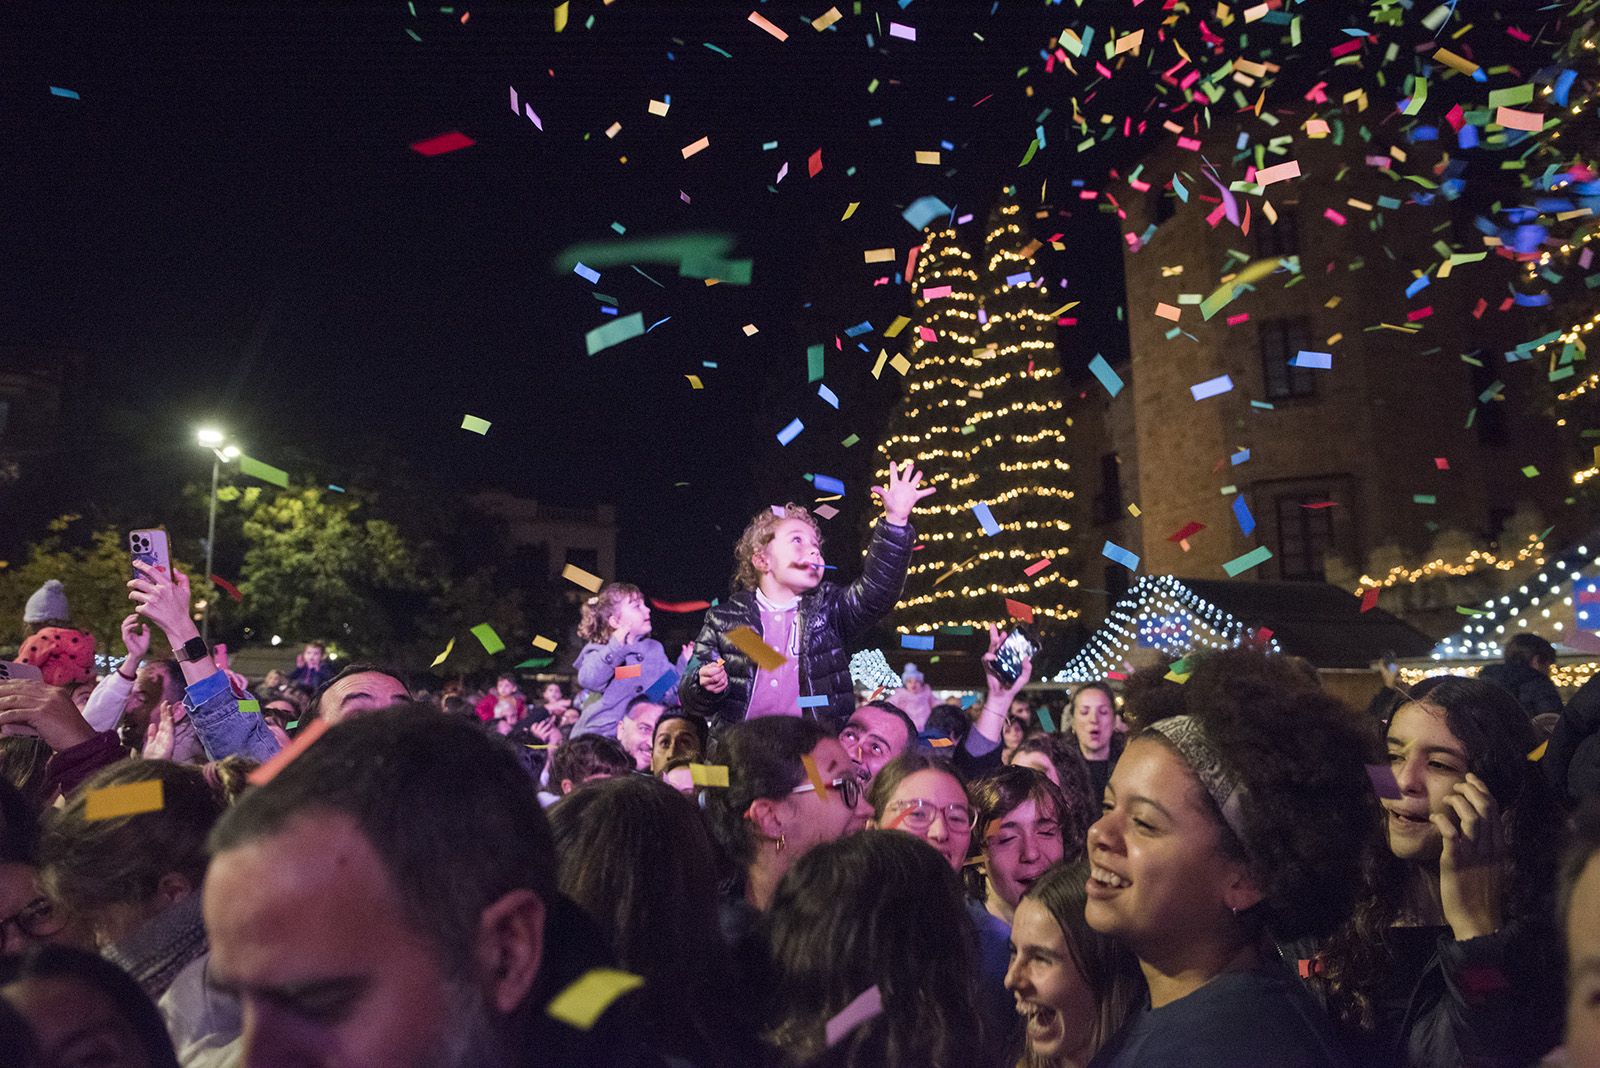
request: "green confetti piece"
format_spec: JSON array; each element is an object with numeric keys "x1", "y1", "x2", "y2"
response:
[
  {"x1": 1018, "y1": 137, "x2": 1040, "y2": 167},
  {"x1": 841, "y1": 434, "x2": 860, "y2": 447},
  {"x1": 471, "y1": 623, "x2": 506, "y2": 655},
  {"x1": 1413, "y1": 494, "x2": 1438, "y2": 505},
  {"x1": 237, "y1": 700, "x2": 261, "y2": 713},
  {"x1": 516, "y1": 657, "x2": 555, "y2": 669},
  {"x1": 585, "y1": 312, "x2": 646, "y2": 356},
  {"x1": 1522, "y1": 465, "x2": 1540, "y2": 478},
  {"x1": 1222, "y1": 546, "x2": 1273, "y2": 577},
  {"x1": 238, "y1": 455, "x2": 289, "y2": 489},
  {"x1": 1487, "y1": 83, "x2": 1534, "y2": 108},
  {"x1": 807, "y1": 344, "x2": 825, "y2": 383},
  {"x1": 461, "y1": 414, "x2": 492, "y2": 435}
]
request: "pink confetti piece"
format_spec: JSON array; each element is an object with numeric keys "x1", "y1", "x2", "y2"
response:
[
  {"x1": 410, "y1": 131, "x2": 475, "y2": 156},
  {"x1": 747, "y1": 10, "x2": 789, "y2": 41},
  {"x1": 1255, "y1": 160, "x2": 1301, "y2": 186},
  {"x1": 1323, "y1": 208, "x2": 1348, "y2": 226},
  {"x1": 825, "y1": 985, "x2": 884, "y2": 1048},
  {"x1": 923, "y1": 285, "x2": 952, "y2": 300},
  {"x1": 1495, "y1": 106, "x2": 1543, "y2": 132},
  {"x1": 681, "y1": 135, "x2": 711, "y2": 158}
]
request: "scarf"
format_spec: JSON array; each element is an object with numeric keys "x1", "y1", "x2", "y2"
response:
[{"x1": 103, "y1": 892, "x2": 209, "y2": 1000}]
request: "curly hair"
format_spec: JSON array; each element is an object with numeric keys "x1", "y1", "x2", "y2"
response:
[
  {"x1": 732, "y1": 504, "x2": 822, "y2": 592},
  {"x1": 577, "y1": 582, "x2": 644, "y2": 643},
  {"x1": 1152, "y1": 648, "x2": 1384, "y2": 944},
  {"x1": 1011, "y1": 733, "x2": 1098, "y2": 848},
  {"x1": 1314, "y1": 674, "x2": 1563, "y2": 1032},
  {"x1": 762, "y1": 830, "x2": 984, "y2": 1067}
]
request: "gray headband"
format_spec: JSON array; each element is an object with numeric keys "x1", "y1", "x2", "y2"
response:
[{"x1": 1146, "y1": 715, "x2": 1250, "y2": 851}]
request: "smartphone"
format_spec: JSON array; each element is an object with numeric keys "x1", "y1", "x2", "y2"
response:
[
  {"x1": 129, "y1": 528, "x2": 172, "y2": 581},
  {"x1": 987, "y1": 625, "x2": 1038, "y2": 687},
  {"x1": 0, "y1": 661, "x2": 44, "y2": 736}
]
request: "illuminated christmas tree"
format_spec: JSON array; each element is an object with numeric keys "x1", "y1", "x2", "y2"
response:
[{"x1": 873, "y1": 193, "x2": 1080, "y2": 635}]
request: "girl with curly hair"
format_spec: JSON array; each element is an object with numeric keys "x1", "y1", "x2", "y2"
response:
[
  {"x1": 570, "y1": 582, "x2": 678, "y2": 740},
  {"x1": 1083, "y1": 649, "x2": 1377, "y2": 1066},
  {"x1": 1307, "y1": 675, "x2": 1565, "y2": 1067}
]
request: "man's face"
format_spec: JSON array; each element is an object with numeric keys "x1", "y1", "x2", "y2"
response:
[
  {"x1": 839, "y1": 706, "x2": 912, "y2": 783},
  {"x1": 651, "y1": 717, "x2": 703, "y2": 774},
  {"x1": 1566, "y1": 851, "x2": 1600, "y2": 1064},
  {"x1": 318, "y1": 672, "x2": 409, "y2": 725},
  {"x1": 617, "y1": 702, "x2": 664, "y2": 771},
  {"x1": 206, "y1": 812, "x2": 511, "y2": 1068},
  {"x1": 127, "y1": 663, "x2": 175, "y2": 718},
  {"x1": 303, "y1": 645, "x2": 325, "y2": 670}
]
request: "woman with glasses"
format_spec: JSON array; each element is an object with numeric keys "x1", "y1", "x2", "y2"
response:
[
  {"x1": 704, "y1": 717, "x2": 865, "y2": 944},
  {"x1": 0, "y1": 780, "x2": 90, "y2": 957}
]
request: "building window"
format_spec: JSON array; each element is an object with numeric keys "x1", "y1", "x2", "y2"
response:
[
  {"x1": 1092, "y1": 453, "x2": 1121, "y2": 525},
  {"x1": 1276, "y1": 494, "x2": 1334, "y2": 581},
  {"x1": 1260, "y1": 318, "x2": 1316, "y2": 400},
  {"x1": 1254, "y1": 206, "x2": 1299, "y2": 258}
]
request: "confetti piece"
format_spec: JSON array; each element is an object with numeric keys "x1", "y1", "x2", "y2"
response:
[
  {"x1": 547, "y1": 968, "x2": 644, "y2": 1031},
  {"x1": 817, "y1": 384, "x2": 840, "y2": 409},
  {"x1": 1169, "y1": 521, "x2": 1205, "y2": 542},
  {"x1": 1529, "y1": 741, "x2": 1549, "y2": 763},
  {"x1": 85, "y1": 780, "x2": 164, "y2": 821},
  {"x1": 801, "y1": 752, "x2": 830, "y2": 799},
  {"x1": 814, "y1": 504, "x2": 839, "y2": 520},
  {"x1": 1494, "y1": 107, "x2": 1543, "y2": 132},
  {"x1": 248, "y1": 718, "x2": 331, "y2": 786},
  {"x1": 742, "y1": 323, "x2": 759, "y2": 336},
  {"x1": 573, "y1": 262, "x2": 601, "y2": 284},
  {"x1": 1189, "y1": 375, "x2": 1234, "y2": 401},
  {"x1": 923, "y1": 284, "x2": 953, "y2": 300},
  {"x1": 1037, "y1": 706, "x2": 1056, "y2": 733},
  {"x1": 1025, "y1": 558, "x2": 1052, "y2": 576},
  {"x1": 826, "y1": 985, "x2": 885, "y2": 1048},
  {"x1": 900, "y1": 634, "x2": 934, "y2": 650},
  {"x1": 1005, "y1": 598, "x2": 1034, "y2": 623},
  {"x1": 1102, "y1": 541, "x2": 1140, "y2": 571},
  {"x1": 562, "y1": 563, "x2": 604, "y2": 593},
  {"x1": 1522, "y1": 466, "x2": 1541, "y2": 478},
  {"x1": 863, "y1": 248, "x2": 896, "y2": 263},
  {"x1": 1113, "y1": 29, "x2": 1144, "y2": 55},
  {"x1": 914, "y1": 150, "x2": 941, "y2": 165},
  {"x1": 681, "y1": 136, "x2": 711, "y2": 159},
  {"x1": 748, "y1": 11, "x2": 789, "y2": 41},
  {"x1": 1290, "y1": 351, "x2": 1332, "y2": 370},
  {"x1": 807, "y1": 343, "x2": 825, "y2": 383},
  {"x1": 585, "y1": 312, "x2": 645, "y2": 355},
  {"x1": 888, "y1": 354, "x2": 911, "y2": 376},
  {"x1": 797, "y1": 694, "x2": 830, "y2": 709},
  {"x1": 727, "y1": 626, "x2": 787, "y2": 671},
  {"x1": 689, "y1": 763, "x2": 730, "y2": 787},
  {"x1": 1222, "y1": 546, "x2": 1273, "y2": 577},
  {"x1": 807, "y1": 148, "x2": 823, "y2": 177},
  {"x1": 209, "y1": 574, "x2": 243, "y2": 602},
  {"x1": 814, "y1": 474, "x2": 845, "y2": 495},
  {"x1": 471, "y1": 623, "x2": 505, "y2": 655},
  {"x1": 811, "y1": 6, "x2": 842, "y2": 31},
  {"x1": 972, "y1": 502, "x2": 1001, "y2": 536},
  {"x1": 1255, "y1": 160, "x2": 1301, "y2": 186},
  {"x1": 1365, "y1": 764, "x2": 1402, "y2": 799},
  {"x1": 686, "y1": 374, "x2": 704, "y2": 389},
  {"x1": 531, "y1": 635, "x2": 558, "y2": 653},
  {"x1": 1127, "y1": 504, "x2": 1141, "y2": 517},
  {"x1": 614, "y1": 663, "x2": 642, "y2": 679},
  {"x1": 776, "y1": 418, "x2": 805, "y2": 446},
  {"x1": 1432, "y1": 47, "x2": 1477, "y2": 75},
  {"x1": 1087, "y1": 354, "x2": 1124, "y2": 397},
  {"x1": 888, "y1": 22, "x2": 916, "y2": 41},
  {"x1": 461, "y1": 414, "x2": 492, "y2": 435},
  {"x1": 553, "y1": 1, "x2": 568, "y2": 32},
  {"x1": 49, "y1": 86, "x2": 80, "y2": 100},
  {"x1": 238, "y1": 455, "x2": 289, "y2": 489},
  {"x1": 410, "y1": 131, "x2": 475, "y2": 156},
  {"x1": 902, "y1": 196, "x2": 951, "y2": 230},
  {"x1": 1360, "y1": 588, "x2": 1380, "y2": 614},
  {"x1": 647, "y1": 99, "x2": 670, "y2": 117},
  {"x1": 1155, "y1": 303, "x2": 1181, "y2": 322},
  {"x1": 1232, "y1": 497, "x2": 1256, "y2": 537},
  {"x1": 237, "y1": 699, "x2": 261, "y2": 713},
  {"x1": 431, "y1": 638, "x2": 455, "y2": 668}
]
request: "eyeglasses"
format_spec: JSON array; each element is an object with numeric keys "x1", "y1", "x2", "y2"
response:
[
  {"x1": 884, "y1": 798, "x2": 977, "y2": 832},
  {"x1": 791, "y1": 773, "x2": 863, "y2": 809},
  {"x1": 0, "y1": 897, "x2": 64, "y2": 944}
]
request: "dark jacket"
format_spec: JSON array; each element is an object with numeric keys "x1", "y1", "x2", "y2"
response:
[
  {"x1": 679, "y1": 520, "x2": 915, "y2": 730},
  {"x1": 1547, "y1": 672, "x2": 1600, "y2": 802},
  {"x1": 1478, "y1": 661, "x2": 1563, "y2": 717}
]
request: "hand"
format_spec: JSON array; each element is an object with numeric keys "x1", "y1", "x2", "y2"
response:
[
  {"x1": 0, "y1": 679, "x2": 96, "y2": 752},
  {"x1": 982, "y1": 624, "x2": 1033, "y2": 703},
  {"x1": 142, "y1": 701, "x2": 177, "y2": 760},
  {"x1": 128, "y1": 563, "x2": 197, "y2": 642},
  {"x1": 1434, "y1": 772, "x2": 1508, "y2": 941},
  {"x1": 872, "y1": 459, "x2": 937, "y2": 526},
  {"x1": 698, "y1": 659, "x2": 729, "y2": 694},
  {"x1": 529, "y1": 717, "x2": 563, "y2": 751},
  {"x1": 120, "y1": 613, "x2": 152, "y2": 664}
]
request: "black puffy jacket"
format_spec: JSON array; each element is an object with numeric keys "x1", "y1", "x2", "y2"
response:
[{"x1": 678, "y1": 519, "x2": 915, "y2": 730}]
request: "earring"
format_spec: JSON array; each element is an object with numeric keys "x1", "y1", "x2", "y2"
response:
[{"x1": 776, "y1": 833, "x2": 786, "y2": 853}]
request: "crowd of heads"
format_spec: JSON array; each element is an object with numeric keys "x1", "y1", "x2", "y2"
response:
[{"x1": 3, "y1": 557, "x2": 1600, "y2": 1068}]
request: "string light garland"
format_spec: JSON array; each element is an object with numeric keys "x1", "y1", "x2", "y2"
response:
[
  {"x1": 873, "y1": 196, "x2": 1081, "y2": 633},
  {"x1": 1353, "y1": 533, "x2": 1547, "y2": 593},
  {"x1": 1431, "y1": 540, "x2": 1597, "y2": 660},
  {"x1": 1052, "y1": 575, "x2": 1280, "y2": 683}
]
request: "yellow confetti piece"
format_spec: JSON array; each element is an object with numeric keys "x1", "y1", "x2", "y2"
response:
[
  {"x1": 431, "y1": 637, "x2": 456, "y2": 668},
  {"x1": 883, "y1": 315, "x2": 911, "y2": 338},
  {"x1": 553, "y1": 1, "x2": 568, "y2": 33},
  {"x1": 1528, "y1": 740, "x2": 1549, "y2": 762},
  {"x1": 461, "y1": 414, "x2": 492, "y2": 435},
  {"x1": 1432, "y1": 47, "x2": 1479, "y2": 76},
  {"x1": 686, "y1": 374, "x2": 704, "y2": 389},
  {"x1": 841, "y1": 201, "x2": 860, "y2": 221},
  {"x1": 889, "y1": 353, "x2": 912, "y2": 376},
  {"x1": 863, "y1": 247, "x2": 896, "y2": 263},
  {"x1": 681, "y1": 135, "x2": 710, "y2": 159},
  {"x1": 742, "y1": 323, "x2": 760, "y2": 336},
  {"x1": 561, "y1": 563, "x2": 604, "y2": 593},
  {"x1": 914, "y1": 150, "x2": 941, "y2": 165},
  {"x1": 870, "y1": 350, "x2": 888, "y2": 379},
  {"x1": 1127, "y1": 503, "x2": 1142, "y2": 517},
  {"x1": 647, "y1": 99, "x2": 670, "y2": 117},
  {"x1": 800, "y1": 753, "x2": 829, "y2": 799},
  {"x1": 84, "y1": 780, "x2": 164, "y2": 821},
  {"x1": 1113, "y1": 29, "x2": 1143, "y2": 55},
  {"x1": 811, "y1": 6, "x2": 842, "y2": 31},
  {"x1": 604, "y1": 121, "x2": 621, "y2": 139},
  {"x1": 547, "y1": 968, "x2": 645, "y2": 1031},
  {"x1": 531, "y1": 634, "x2": 559, "y2": 653},
  {"x1": 689, "y1": 763, "x2": 730, "y2": 787},
  {"x1": 726, "y1": 626, "x2": 787, "y2": 671}
]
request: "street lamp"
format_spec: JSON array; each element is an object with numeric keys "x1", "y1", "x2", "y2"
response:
[{"x1": 196, "y1": 427, "x2": 240, "y2": 643}]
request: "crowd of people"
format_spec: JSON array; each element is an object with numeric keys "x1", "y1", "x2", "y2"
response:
[{"x1": 0, "y1": 463, "x2": 1598, "y2": 1066}]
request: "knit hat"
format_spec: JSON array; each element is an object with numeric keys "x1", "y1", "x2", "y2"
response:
[
  {"x1": 902, "y1": 662, "x2": 924, "y2": 681},
  {"x1": 23, "y1": 580, "x2": 69, "y2": 624},
  {"x1": 16, "y1": 627, "x2": 96, "y2": 687}
]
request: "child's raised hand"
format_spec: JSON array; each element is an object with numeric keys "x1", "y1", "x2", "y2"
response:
[
  {"x1": 698, "y1": 658, "x2": 729, "y2": 694},
  {"x1": 872, "y1": 460, "x2": 936, "y2": 526}
]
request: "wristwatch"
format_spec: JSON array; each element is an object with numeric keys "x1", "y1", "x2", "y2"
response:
[{"x1": 175, "y1": 636, "x2": 209, "y2": 664}]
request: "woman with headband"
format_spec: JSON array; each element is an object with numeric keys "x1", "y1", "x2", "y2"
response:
[{"x1": 1083, "y1": 649, "x2": 1379, "y2": 1067}]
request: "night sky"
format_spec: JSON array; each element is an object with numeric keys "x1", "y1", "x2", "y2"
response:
[{"x1": 5, "y1": 2, "x2": 1136, "y2": 600}]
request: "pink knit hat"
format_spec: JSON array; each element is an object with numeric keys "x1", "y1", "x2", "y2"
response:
[{"x1": 16, "y1": 627, "x2": 97, "y2": 687}]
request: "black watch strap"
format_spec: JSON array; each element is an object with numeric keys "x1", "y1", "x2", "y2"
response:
[{"x1": 177, "y1": 636, "x2": 208, "y2": 663}]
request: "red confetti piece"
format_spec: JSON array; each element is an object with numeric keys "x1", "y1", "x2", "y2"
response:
[
  {"x1": 1024, "y1": 558, "x2": 1052, "y2": 577},
  {"x1": 1360, "y1": 588, "x2": 1380, "y2": 614},
  {"x1": 209, "y1": 574, "x2": 243, "y2": 603},
  {"x1": 1168, "y1": 521, "x2": 1205, "y2": 542},
  {"x1": 650, "y1": 599, "x2": 712, "y2": 613},
  {"x1": 1005, "y1": 599, "x2": 1034, "y2": 623},
  {"x1": 410, "y1": 131, "x2": 476, "y2": 156},
  {"x1": 808, "y1": 148, "x2": 823, "y2": 177}
]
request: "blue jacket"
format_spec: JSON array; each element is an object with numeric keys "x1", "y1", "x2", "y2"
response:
[{"x1": 570, "y1": 636, "x2": 679, "y2": 738}]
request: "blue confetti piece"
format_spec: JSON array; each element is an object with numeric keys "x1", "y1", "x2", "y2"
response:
[
  {"x1": 1101, "y1": 541, "x2": 1140, "y2": 571},
  {"x1": 817, "y1": 383, "x2": 840, "y2": 409},
  {"x1": 972, "y1": 502, "x2": 1001, "y2": 536},
  {"x1": 902, "y1": 195, "x2": 952, "y2": 230},
  {"x1": 644, "y1": 669, "x2": 678, "y2": 704},
  {"x1": 901, "y1": 635, "x2": 935, "y2": 650},
  {"x1": 1554, "y1": 68, "x2": 1578, "y2": 107},
  {"x1": 327, "y1": 484, "x2": 346, "y2": 493},
  {"x1": 1458, "y1": 125, "x2": 1479, "y2": 150},
  {"x1": 49, "y1": 86, "x2": 80, "y2": 100},
  {"x1": 776, "y1": 418, "x2": 805, "y2": 445},
  {"x1": 1231, "y1": 448, "x2": 1252, "y2": 465},
  {"x1": 1172, "y1": 174, "x2": 1188, "y2": 202},
  {"x1": 1088, "y1": 354, "x2": 1124, "y2": 397},
  {"x1": 1005, "y1": 271, "x2": 1033, "y2": 287},
  {"x1": 844, "y1": 321, "x2": 874, "y2": 337},
  {"x1": 1290, "y1": 350, "x2": 1333, "y2": 370},
  {"x1": 1190, "y1": 374, "x2": 1234, "y2": 401},
  {"x1": 797, "y1": 694, "x2": 830, "y2": 708},
  {"x1": 813, "y1": 474, "x2": 846, "y2": 495},
  {"x1": 1405, "y1": 275, "x2": 1430, "y2": 299},
  {"x1": 1232, "y1": 496, "x2": 1256, "y2": 536},
  {"x1": 573, "y1": 262, "x2": 600, "y2": 284}
]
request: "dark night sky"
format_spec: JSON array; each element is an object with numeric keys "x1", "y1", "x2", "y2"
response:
[{"x1": 3, "y1": 1, "x2": 1131, "y2": 599}]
